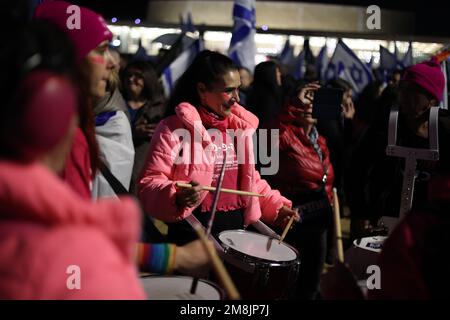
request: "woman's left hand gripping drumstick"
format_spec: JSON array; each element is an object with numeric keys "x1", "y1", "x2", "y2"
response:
[
  {"x1": 175, "y1": 181, "x2": 203, "y2": 208},
  {"x1": 277, "y1": 207, "x2": 300, "y2": 244}
]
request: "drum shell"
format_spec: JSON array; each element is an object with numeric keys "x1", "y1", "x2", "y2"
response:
[
  {"x1": 219, "y1": 230, "x2": 300, "y2": 300},
  {"x1": 140, "y1": 275, "x2": 224, "y2": 300}
]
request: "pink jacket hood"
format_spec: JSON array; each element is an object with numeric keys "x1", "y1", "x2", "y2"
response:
[{"x1": 0, "y1": 161, "x2": 145, "y2": 299}]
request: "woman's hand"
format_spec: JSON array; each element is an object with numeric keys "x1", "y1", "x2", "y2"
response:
[
  {"x1": 297, "y1": 82, "x2": 321, "y2": 108},
  {"x1": 175, "y1": 181, "x2": 203, "y2": 209},
  {"x1": 342, "y1": 99, "x2": 355, "y2": 120},
  {"x1": 135, "y1": 118, "x2": 157, "y2": 138},
  {"x1": 174, "y1": 239, "x2": 211, "y2": 277},
  {"x1": 290, "y1": 83, "x2": 321, "y2": 129},
  {"x1": 274, "y1": 205, "x2": 300, "y2": 228}
]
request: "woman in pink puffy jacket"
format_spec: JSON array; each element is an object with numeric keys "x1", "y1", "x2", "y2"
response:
[{"x1": 138, "y1": 51, "x2": 299, "y2": 245}]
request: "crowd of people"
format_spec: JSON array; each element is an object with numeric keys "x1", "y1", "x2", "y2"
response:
[{"x1": 1, "y1": 0, "x2": 449, "y2": 300}]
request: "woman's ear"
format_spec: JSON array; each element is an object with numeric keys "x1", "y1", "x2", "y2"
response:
[
  {"x1": 197, "y1": 82, "x2": 206, "y2": 94},
  {"x1": 197, "y1": 82, "x2": 207, "y2": 102}
]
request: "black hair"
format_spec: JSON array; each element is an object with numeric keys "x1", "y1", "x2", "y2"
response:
[
  {"x1": 252, "y1": 60, "x2": 280, "y2": 92},
  {"x1": 165, "y1": 50, "x2": 238, "y2": 116},
  {"x1": 0, "y1": 20, "x2": 77, "y2": 159},
  {"x1": 246, "y1": 60, "x2": 284, "y2": 127},
  {"x1": 326, "y1": 78, "x2": 353, "y2": 92}
]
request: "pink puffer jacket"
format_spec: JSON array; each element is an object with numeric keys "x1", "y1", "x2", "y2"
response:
[
  {"x1": 138, "y1": 102, "x2": 292, "y2": 226},
  {"x1": 0, "y1": 161, "x2": 145, "y2": 300}
]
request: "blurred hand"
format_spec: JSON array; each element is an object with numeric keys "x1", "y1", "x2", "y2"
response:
[
  {"x1": 297, "y1": 82, "x2": 321, "y2": 107},
  {"x1": 342, "y1": 99, "x2": 355, "y2": 120},
  {"x1": 274, "y1": 205, "x2": 300, "y2": 228},
  {"x1": 175, "y1": 181, "x2": 203, "y2": 209},
  {"x1": 174, "y1": 239, "x2": 211, "y2": 277},
  {"x1": 135, "y1": 118, "x2": 157, "y2": 138},
  {"x1": 291, "y1": 83, "x2": 321, "y2": 127}
]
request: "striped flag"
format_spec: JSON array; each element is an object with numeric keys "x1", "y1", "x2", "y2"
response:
[
  {"x1": 294, "y1": 49, "x2": 305, "y2": 79},
  {"x1": 228, "y1": 0, "x2": 256, "y2": 72},
  {"x1": 161, "y1": 39, "x2": 202, "y2": 97},
  {"x1": 379, "y1": 45, "x2": 399, "y2": 71},
  {"x1": 316, "y1": 45, "x2": 329, "y2": 82},
  {"x1": 401, "y1": 42, "x2": 413, "y2": 68},
  {"x1": 279, "y1": 38, "x2": 295, "y2": 66},
  {"x1": 180, "y1": 12, "x2": 196, "y2": 33}
]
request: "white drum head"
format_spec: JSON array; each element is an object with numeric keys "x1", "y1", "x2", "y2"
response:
[
  {"x1": 353, "y1": 236, "x2": 387, "y2": 253},
  {"x1": 140, "y1": 276, "x2": 222, "y2": 300},
  {"x1": 218, "y1": 230, "x2": 297, "y2": 262}
]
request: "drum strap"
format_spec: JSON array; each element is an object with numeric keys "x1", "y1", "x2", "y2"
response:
[{"x1": 386, "y1": 106, "x2": 440, "y2": 219}]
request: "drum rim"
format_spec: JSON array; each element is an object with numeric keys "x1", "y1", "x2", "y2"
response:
[
  {"x1": 140, "y1": 275, "x2": 225, "y2": 300},
  {"x1": 218, "y1": 229, "x2": 300, "y2": 265}
]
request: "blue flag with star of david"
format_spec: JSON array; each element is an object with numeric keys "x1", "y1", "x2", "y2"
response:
[
  {"x1": 228, "y1": 0, "x2": 256, "y2": 72},
  {"x1": 325, "y1": 40, "x2": 373, "y2": 93}
]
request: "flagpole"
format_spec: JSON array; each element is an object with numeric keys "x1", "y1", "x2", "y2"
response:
[{"x1": 442, "y1": 59, "x2": 448, "y2": 110}]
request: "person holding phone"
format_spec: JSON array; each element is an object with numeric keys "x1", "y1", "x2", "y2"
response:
[{"x1": 267, "y1": 82, "x2": 335, "y2": 300}]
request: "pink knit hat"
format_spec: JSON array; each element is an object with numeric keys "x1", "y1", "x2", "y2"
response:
[
  {"x1": 402, "y1": 58, "x2": 445, "y2": 102},
  {"x1": 34, "y1": 1, "x2": 112, "y2": 60}
]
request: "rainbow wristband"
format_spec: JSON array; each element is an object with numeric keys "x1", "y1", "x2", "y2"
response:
[{"x1": 137, "y1": 243, "x2": 177, "y2": 275}]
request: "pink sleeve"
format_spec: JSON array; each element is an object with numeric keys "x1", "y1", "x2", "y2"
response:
[
  {"x1": 34, "y1": 228, "x2": 145, "y2": 300},
  {"x1": 254, "y1": 169, "x2": 292, "y2": 224},
  {"x1": 229, "y1": 103, "x2": 259, "y2": 128},
  {"x1": 137, "y1": 122, "x2": 195, "y2": 223}
]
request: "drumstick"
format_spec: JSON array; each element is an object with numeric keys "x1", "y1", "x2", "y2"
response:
[
  {"x1": 194, "y1": 226, "x2": 241, "y2": 300},
  {"x1": 332, "y1": 188, "x2": 344, "y2": 263},
  {"x1": 191, "y1": 151, "x2": 228, "y2": 295},
  {"x1": 278, "y1": 214, "x2": 296, "y2": 244},
  {"x1": 176, "y1": 182, "x2": 265, "y2": 197}
]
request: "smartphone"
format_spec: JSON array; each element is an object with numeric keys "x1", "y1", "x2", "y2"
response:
[{"x1": 312, "y1": 87, "x2": 343, "y2": 121}]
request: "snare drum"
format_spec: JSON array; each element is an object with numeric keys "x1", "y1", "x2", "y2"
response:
[
  {"x1": 218, "y1": 230, "x2": 300, "y2": 300},
  {"x1": 140, "y1": 276, "x2": 224, "y2": 300}
]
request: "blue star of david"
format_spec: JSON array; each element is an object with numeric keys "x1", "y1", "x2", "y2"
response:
[
  {"x1": 326, "y1": 63, "x2": 337, "y2": 80},
  {"x1": 350, "y1": 64, "x2": 363, "y2": 84}
]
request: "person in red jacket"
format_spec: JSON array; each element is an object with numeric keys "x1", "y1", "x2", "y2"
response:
[{"x1": 268, "y1": 82, "x2": 335, "y2": 300}]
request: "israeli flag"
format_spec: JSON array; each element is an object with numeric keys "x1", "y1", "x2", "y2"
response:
[
  {"x1": 379, "y1": 45, "x2": 399, "y2": 71},
  {"x1": 325, "y1": 40, "x2": 373, "y2": 93},
  {"x1": 294, "y1": 49, "x2": 306, "y2": 79},
  {"x1": 279, "y1": 38, "x2": 295, "y2": 66},
  {"x1": 228, "y1": 0, "x2": 256, "y2": 72},
  {"x1": 366, "y1": 54, "x2": 374, "y2": 69},
  {"x1": 161, "y1": 39, "x2": 202, "y2": 97},
  {"x1": 180, "y1": 12, "x2": 196, "y2": 33},
  {"x1": 316, "y1": 45, "x2": 329, "y2": 83},
  {"x1": 400, "y1": 42, "x2": 413, "y2": 68}
]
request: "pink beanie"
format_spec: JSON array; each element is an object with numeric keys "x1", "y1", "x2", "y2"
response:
[
  {"x1": 402, "y1": 58, "x2": 445, "y2": 102},
  {"x1": 34, "y1": 1, "x2": 112, "y2": 60}
]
